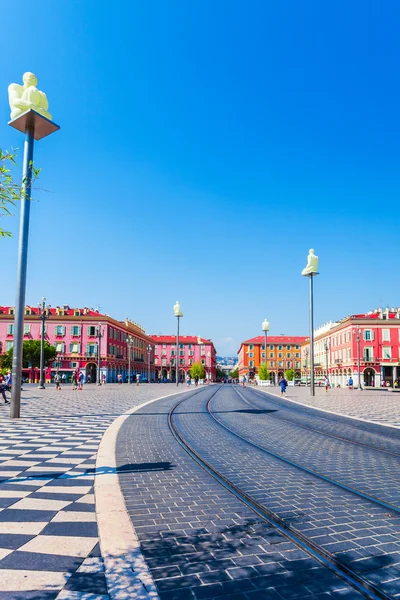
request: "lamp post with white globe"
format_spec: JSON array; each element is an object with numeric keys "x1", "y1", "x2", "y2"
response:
[
  {"x1": 301, "y1": 249, "x2": 319, "y2": 397},
  {"x1": 262, "y1": 319, "x2": 270, "y2": 374},
  {"x1": 173, "y1": 301, "x2": 183, "y2": 386}
]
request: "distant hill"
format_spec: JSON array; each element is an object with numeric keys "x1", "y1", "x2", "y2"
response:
[{"x1": 217, "y1": 356, "x2": 238, "y2": 366}]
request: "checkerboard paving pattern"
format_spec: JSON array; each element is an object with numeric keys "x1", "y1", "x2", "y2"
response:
[{"x1": 0, "y1": 383, "x2": 183, "y2": 599}]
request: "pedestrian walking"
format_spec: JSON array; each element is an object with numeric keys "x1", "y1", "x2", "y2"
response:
[
  {"x1": 54, "y1": 372, "x2": 61, "y2": 390},
  {"x1": 71, "y1": 371, "x2": 77, "y2": 391},
  {"x1": 325, "y1": 376, "x2": 330, "y2": 392},
  {"x1": 194, "y1": 375, "x2": 199, "y2": 387},
  {"x1": 0, "y1": 380, "x2": 9, "y2": 404},
  {"x1": 136, "y1": 373, "x2": 140, "y2": 386},
  {"x1": 102, "y1": 373, "x2": 106, "y2": 385},
  {"x1": 78, "y1": 371, "x2": 84, "y2": 390},
  {"x1": 61, "y1": 373, "x2": 66, "y2": 385},
  {"x1": 117, "y1": 373, "x2": 123, "y2": 385},
  {"x1": 348, "y1": 376, "x2": 353, "y2": 390},
  {"x1": 187, "y1": 375, "x2": 191, "y2": 387},
  {"x1": 279, "y1": 376, "x2": 288, "y2": 397},
  {"x1": 241, "y1": 375, "x2": 246, "y2": 387}
]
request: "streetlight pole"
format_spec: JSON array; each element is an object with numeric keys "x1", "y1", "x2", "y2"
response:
[
  {"x1": 173, "y1": 301, "x2": 183, "y2": 386},
  {"x1": 324, "y1": 340, "x2": 330, "y2": 378},
  {"x1": 356, "y1": 327, "x2": 362, "y2": 390},
  {"x1": 96, "y1": 323, "x2": 104, "y2": 385},
  {"x1": 9, "y1": 83, "x2": 60, "y2": 419},
  {"x1": 262, "y1": 319, "x2": 270, "y2": 382},
  {"x1": 38, "y1": 298, "x2": 50, "y2": 389},
  {"x1": 302, "y1": 250, "x2": 319, "y2": 397},
  {"x1": 126, "y1": 336, "x2": 133, "y2": 384},
  {"x1": 147, "y1": 344, "x2": 152, "y2": 382},
  {"x1": 305, "y1": 347, "x2": 309, "y2": 387}
]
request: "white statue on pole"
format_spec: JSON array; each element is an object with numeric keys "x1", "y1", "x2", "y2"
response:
[
  {"x1": 8, "y1": 72, "x2": 52, "y2": 121},
  {"x1": 301, "y1": 249, "x2": 319, "y2": 276}
]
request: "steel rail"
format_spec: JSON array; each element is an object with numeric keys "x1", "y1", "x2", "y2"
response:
[
  {"x1": 248, "y1": 387, "x2": 400, "y2": 457},
  {"x1": 168, "y1": 388, "x2": 393, "y2": 600}
]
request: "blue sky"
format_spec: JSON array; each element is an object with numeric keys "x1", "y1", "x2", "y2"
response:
[{"x1": 1, "y1": 1, "x2": 400, "y2": 355}]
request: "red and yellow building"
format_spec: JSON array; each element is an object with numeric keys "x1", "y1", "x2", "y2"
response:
[{"x1": 237, "y1": 336, "x2": 307, "y2": 383}]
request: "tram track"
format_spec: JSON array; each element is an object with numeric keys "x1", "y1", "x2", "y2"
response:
[
  {"x1": 168, "y1": 385, "x2": 397, "y2": 600},
  {"x1": 245, "y1": 386, "x2": 400, "y2": 458}
]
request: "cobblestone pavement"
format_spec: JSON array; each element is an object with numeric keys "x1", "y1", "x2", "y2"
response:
[
  {"x1": 256, "y1": 385, "x2": 400, "y2": 428},
  {"x1": 173, "y1": 387, "x2": 400, "y2": 597},
  {"x1": 0, "y1": 383, "x2": 183, "y2": 600},
  {"x1": 221, "y1": 386, "x2": 400, "y2": 508},
  {"x1": 117, "y1": 386, "x2": 363, "y2": 600}
]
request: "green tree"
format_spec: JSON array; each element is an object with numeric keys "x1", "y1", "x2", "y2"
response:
[
  {"x1": 216, "y1": 367, "x2": 226, "y2": 380},
  {"x1": 229, "y1": 367, "x2": 239, "y2": 379},
  {"x1": 285, "y1": 369, "x2": 294, "y2": 381},
  {"x1": 1, "y1": 340, "x2": 57, "y2": 377},
  {"x1": 190, "y1": 361, "x2": 206, "y2": 380},
  {"x1": 0, "y1": 149, "x2": 40, "y2": 238},
  {"x1": 258, "y1": 363, "x2": 270, "y2": 381}
]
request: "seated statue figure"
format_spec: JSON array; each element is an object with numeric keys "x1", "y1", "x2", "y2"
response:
[
  {"x1": 301, "y1": 249, "x2": 318, "y2": 275},
  {"x1": 8, "y1": 72, "x2": 52, "y2": 121}
]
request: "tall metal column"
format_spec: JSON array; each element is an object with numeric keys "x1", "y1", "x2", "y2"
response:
[
  {"x1": 38, "y1": 297, "x2": 49, "y2": 389},
  {"x1": 11, "y1": 126, "x2": 34, "y2": 418},
  {"x1": 309, "y1": 274, "x2": 316, "y2": 397},
  {"x1": 176, "y1": 316, "x2": 180, "y2": 386}
]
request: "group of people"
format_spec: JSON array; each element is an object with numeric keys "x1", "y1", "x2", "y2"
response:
[{"x1": 186, "y1": 374, "x2": 200, "y2": 386}]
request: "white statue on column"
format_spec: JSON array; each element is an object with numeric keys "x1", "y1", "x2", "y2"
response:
[
  {"x1": 8, "y1": 72, "x2": 52, "y2": 121},
  {"x1": 301, "y1": 249, "x2": 319, "y2": 276}
]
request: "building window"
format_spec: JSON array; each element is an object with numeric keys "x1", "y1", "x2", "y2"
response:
[
  {"x1": 261, "y1": 352, "x2": 266, "y2": 359},
  {"x1": 74, "y1": 310, "x2": 80, "y2": 317},
  {"x1": 7, "y1": 324, "x2": 14, "y2": 335},
  {"x1": 179, "y1": 358, "x2": 184, "y2": 365},
  {"x1": 70, "y1": 362, "x2": 78, "y2": 368},
  {"x1": 287, "y1": 361, "x2": 292, "y2": 368},
  {"x1": 270, "y1": 361, "x2": 275, "y2": 367},
  {"x1": 70, "y1": 343, "x2": 80, "y2": 353},
  {"x1": 55, "y1": 325, "x2": 65, "y2": 336},
  {"x1": 347, "y1": 349, "x2": 351, "y2": 360},
  {"x1": 249, "y1": 344, "x2": 254, "y2": 350},
  {"x1": 295, "y1": 361, "x2": 301, "y2": 369},
  {"x1": 23, "y1": 324, "x2": 30, "y2": 334},
  {"x1": 201, "y1": 359, "x2": 206, "y2": 365},
  {"x1": 364, "y1": 347, "x2": 373, "y2": 361},
  {"x1": 269, "y1": 352, "x2": 274, "y2": 358},
  {"x1": 278, "y1": 361, "x2": 283, "y2": 367},
  {"x1": 87, "y1": 344, "x2": 97, "y2": 356},
  {"x1": 179, "y1": 344, "x2": 184, "y2": 349},
  {"x1": 287, "y1": 352, "x2": 291, "y2": 358},
  {"x1": 249, "y1": 360, "x2": 254, "y2": 368},
  {"x1": 278, "y1": 352, "x2": 283, "y2": 358},
  {"x1": 278, "y1": 345, "x2": 283, "y2": 350},
  {"x1": 71, "y1": 326, "x2": 81, "y2": 336},
  {"x1": 382, "y1": 347, "x2": 392, "y2": 360},
  {"x1": 162, "y1": 344, "x2": 166, "y2": 349},
  {"x1": 295, "y1": 345, "x2": 300, "y2": 350},
  {"x1": 188, "y1": 344, "x2": 192, "y2": 349},
  {"x1": 382, "y1": 329, "x2": 390, "y2": 342},
  {"x1": 295, "y1": 352, "x2": 300, "y2": 358},
  {"x1": 88, "y1": 326, "x2": 96, "y2": 336},
  {"x1": 179, "y1": 350, "x2": 184, "y2": 357},
  {"x1": 171, "y1": 350, "x2": 176, "y2": 356},
  {"x1": 286, "y1": 345, "x2": 291, "y2": 350},
  {"x1": 261, "y1": 344, "x2": 265, "y2": 350},
  {"x1": 364, "y1": 330, "x2": 374, "y2": 341},
  {"x1": 162, "y1": 359, "x2": 166, "y2": 366},
  {"x1": 269, "y1": 345, "x2": 274, "y2": 350},
  {"x1": 248, "y1": 352, "x2": 254, "y2": 358},
  {"x1": 56, "y1": 342, "x2": 65, "y2": 353},
  {"x1": 9, "y1": 308, "x2": 14, "y2": 315},
  {"x1": 6, "y1": 341, "x2": 13, "y2": 351}
]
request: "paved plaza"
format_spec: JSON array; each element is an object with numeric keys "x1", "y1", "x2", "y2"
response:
[
  {"x1": 0, "y1": 383, "x2": 185, "y2": 599},
  {"x1": 257, "y1": 385, "x2": 400, "y2": 428},
  {"x1": 0, "y1": 382, "x2": 398, "y2": 599}
]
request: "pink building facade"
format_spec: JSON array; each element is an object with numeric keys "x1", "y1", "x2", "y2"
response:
[
  {"x1": 0, "y1": 305, "x2": 155, "y2": 383},
  {"x1": 301, "y1": 307, "x2": 400, "y2": 388},
  {"x1": 150, "y1": 335, "x2": 217, "y2": 382}
]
